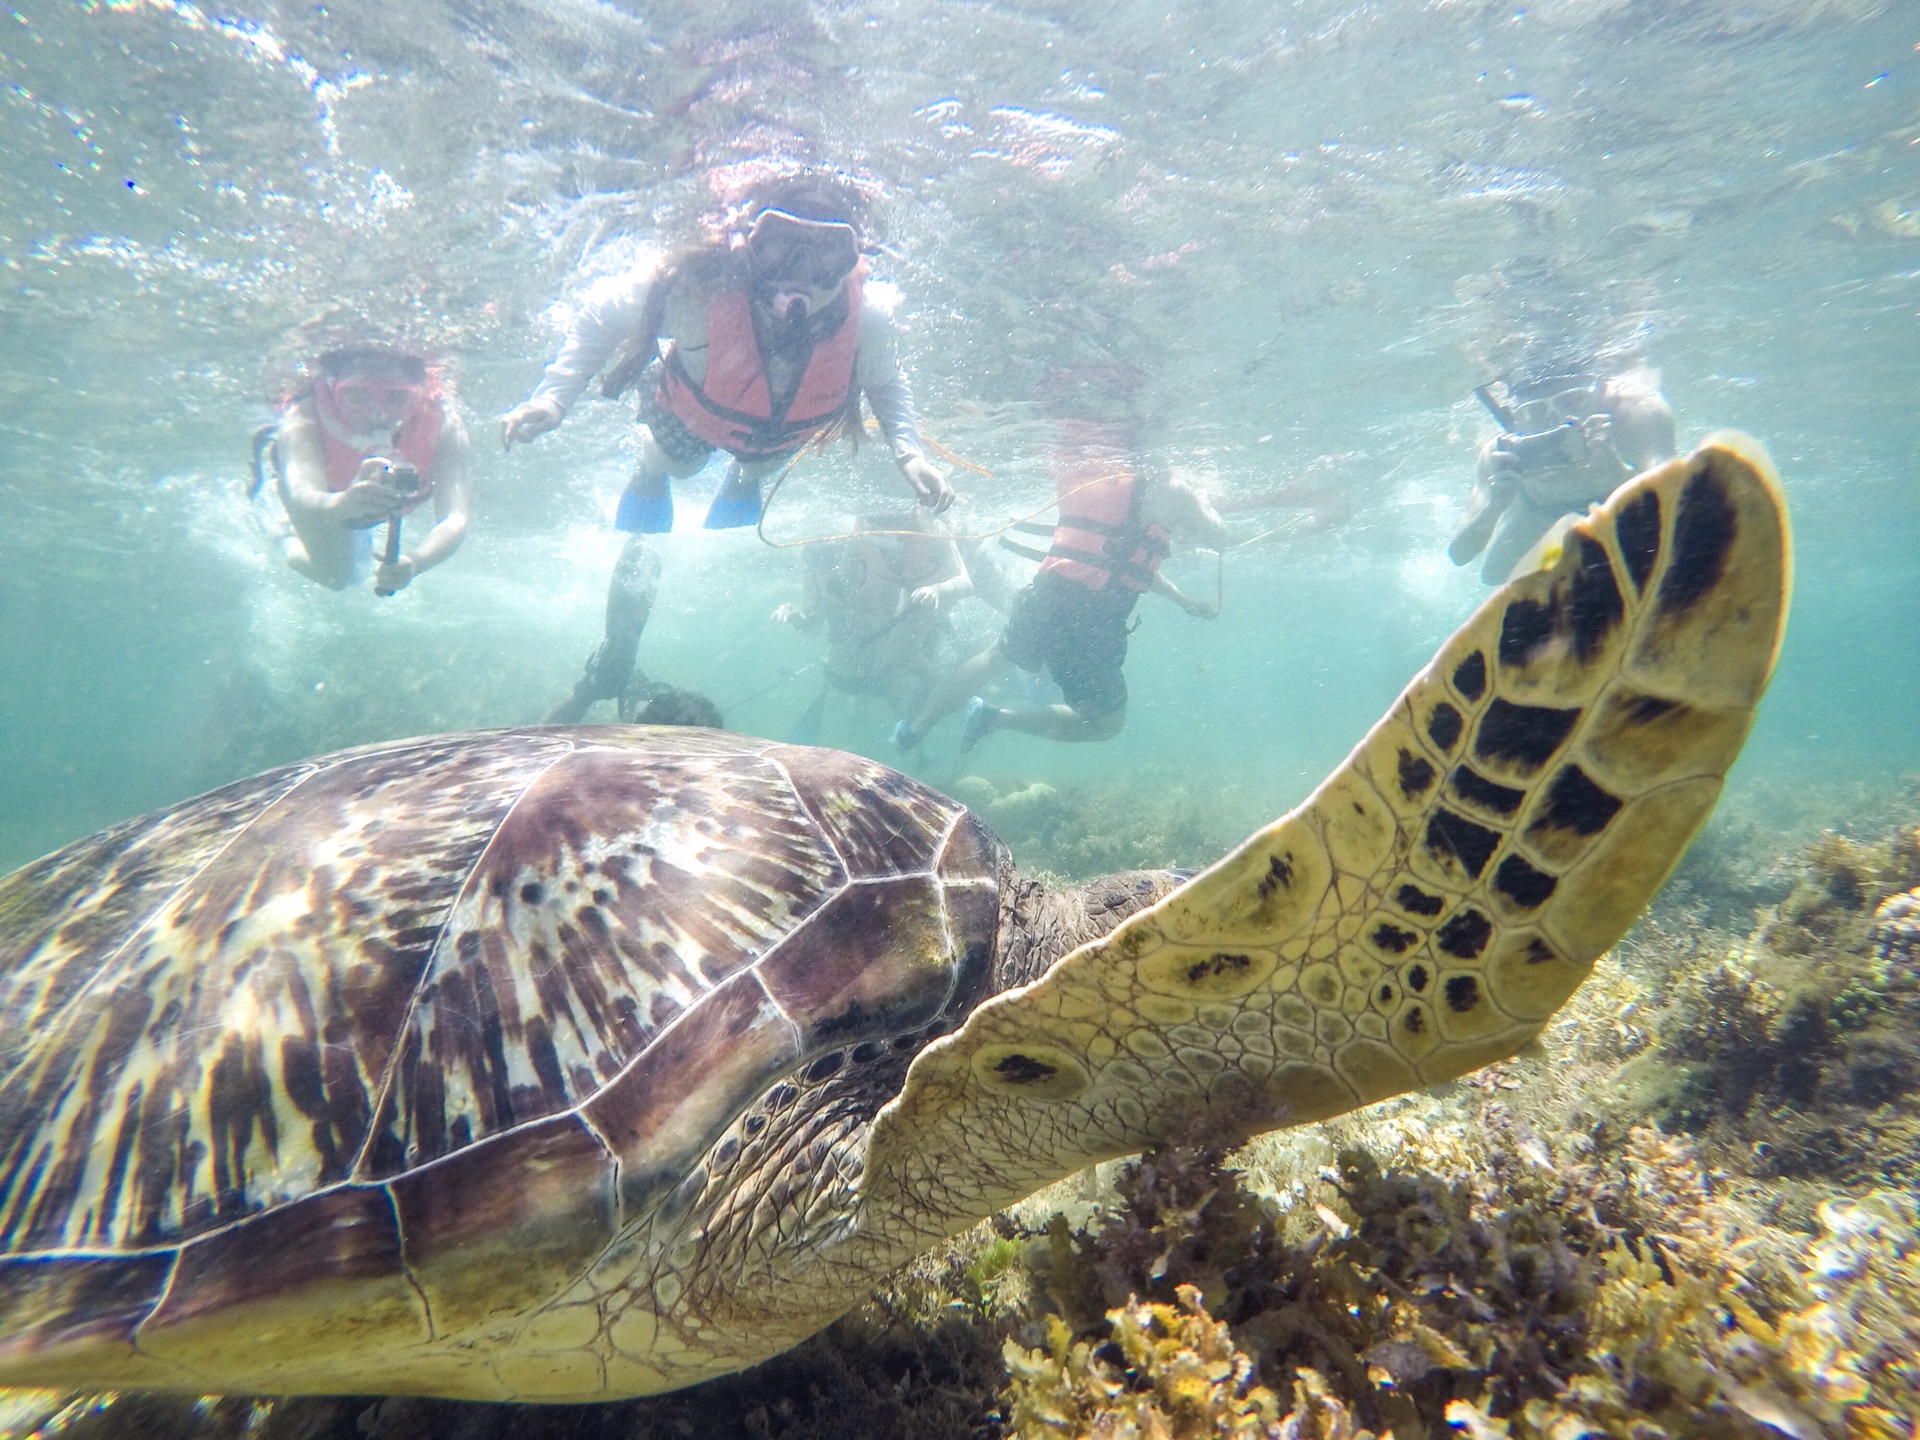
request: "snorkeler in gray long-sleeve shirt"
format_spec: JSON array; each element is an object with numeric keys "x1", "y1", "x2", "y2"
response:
[
  {"x1": 517, "y1": 264, "x2": 934, "y2": 477},
  {"x1": 500, "y1": 170, "x2": 954, "y2": 724}
]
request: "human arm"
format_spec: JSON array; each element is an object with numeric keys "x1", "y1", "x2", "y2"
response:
[
  {"x1": 772, "y1": 562, "x2": 828, "y2": 633},
  {"x1": 502, "y1": 269, "x2": 655, "y2": 448},
  {"x1": 909, "y1": 520, "x2": 975, "y2": 610},
  {"x1": 1150, "y1": 570, "x2": 1218, "y2": 619},
  {"x1": 274, "y1": 402, "x2": 415, "y2": 528},
  {"x1": 855, "y1": 299, "x2": 954, "y2": 512},
  {"x1": 376, "y1": 416, "x2": 471, "y2": 593},
  {"x1": 1447, "y1": 444, "x2": 1517, "y2": 566}
]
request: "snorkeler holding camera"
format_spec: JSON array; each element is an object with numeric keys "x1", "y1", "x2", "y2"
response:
[
  {"x1": 1447, "y1": 362, "x2": 1676, "y2": 585},
  {"x1": 256, "y1": 344, "x2": 472, "y2": 595}
]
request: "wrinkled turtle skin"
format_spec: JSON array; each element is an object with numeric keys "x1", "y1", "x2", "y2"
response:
[{"x1": 0, "y1": 437, "x2": 1791, "y2": 1401}]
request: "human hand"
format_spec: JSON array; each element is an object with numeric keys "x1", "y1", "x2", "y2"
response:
[
  {"x1": 329, "y1": 459, "x2": 411, "y2": 525},
  {"x1": 501, "y1": 395, "x2": 565, "y2": 449},
  {"x1": 772, "y1": 603, "x2": 800, "y2": 625},
  {"x1": 1485, "y1": 447, "x2": 1526, "y2": 488},
  {"x1": 1183, "y1": 594, "x2": 1219, "y2": 620},
  {"x1": 909, "y1": 584, "x2": 942, "y2": 610},
  {"x1": 1577, "y1": 412, "x2": 1620, "y2": 467},
  {"x1": 902, "y1": 455, "x2": 954, "y2": 513},
  {"x1": 374, "y1": 555, "x2": 417, "y2": 596}
]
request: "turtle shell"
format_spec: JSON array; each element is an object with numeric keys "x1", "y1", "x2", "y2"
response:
[{"x1": 0, "y1": 726, "x2": 1002, "y2": 1388}]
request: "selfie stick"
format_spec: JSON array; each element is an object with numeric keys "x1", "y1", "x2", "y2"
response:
[{"x1": 376, "y1": 422, "x2": 407, "y2": 598}]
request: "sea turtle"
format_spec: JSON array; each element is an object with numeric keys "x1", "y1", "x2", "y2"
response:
[{"x1": 0, "y1": 437, "x2": 1789, "y2": 1402}]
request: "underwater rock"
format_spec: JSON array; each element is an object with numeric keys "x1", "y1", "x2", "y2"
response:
[
  {"x1": 994, "y1": 776, "x2": 1248, "y2": 880},
  {"x1": 985, "y1": 781, "x2": 1062, "y2": 840},
  {"x1": 952, "y1": 774, "x2": 1001, "y2": 811}
]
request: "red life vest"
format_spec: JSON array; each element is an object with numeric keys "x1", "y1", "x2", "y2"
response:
[
  {"x1": 656, "y1": 262, "x2": 865, "y2": 459},
  {"x1": 311, "y1": 382, "x2": 442, "y2": 516},
  {"x1": 1037, "y1": 433, "x2": 1171, "y2": 594}
]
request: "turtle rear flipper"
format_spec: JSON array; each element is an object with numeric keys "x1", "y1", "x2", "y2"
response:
[{"x1": 863, "y1": 435, "x2": 1790, "y2": 1232}]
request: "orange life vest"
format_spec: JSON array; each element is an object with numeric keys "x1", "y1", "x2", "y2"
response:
[
  {"x1": 1033, "y1": 440, "x2": 1170, "y2": 594},
  {"x1": 311, "y1": 384, "x2": 442, "y2": 516},
  {"x1": 656, "y1": 262, "x2": 865, "y2": 459}
]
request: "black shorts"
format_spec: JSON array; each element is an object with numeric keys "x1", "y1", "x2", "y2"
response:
[
  {"x1": 636, "y1": 359, "x2": 808, "y2": 472},
  {"x1": 999, "y1": 569, "x2": 1139, "y2": 720},
  {"x1": 637, "y1": 362, "x2": 720, "y2": 470}
]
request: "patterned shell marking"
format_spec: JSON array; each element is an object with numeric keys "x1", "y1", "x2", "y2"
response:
[{"x1": 0, "y1": 726, "x2": 1001, "y2": 1382}]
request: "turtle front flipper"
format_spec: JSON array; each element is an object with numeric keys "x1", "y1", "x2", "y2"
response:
[{"x1": 862, "y1": 434, "x2": 1790, "y2": 1237}]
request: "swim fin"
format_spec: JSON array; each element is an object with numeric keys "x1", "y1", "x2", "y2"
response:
[
  {"x1": 704, "y1": 469, "x2": 765, "y2": 529},
  {"x1": 616, "y1": 477, "x2": 674, "y2": 533}
]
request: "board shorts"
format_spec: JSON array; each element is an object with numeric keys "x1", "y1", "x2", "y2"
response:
[
  {"x1": 998, "y1": 568, "x2": 1139, "y2": 721},
  {"x1": 637, "y1": 361, "x2": 719, "y2": 470},
  {"x1": 635, "y1": 359, "x2": 810, "y2": 473}
]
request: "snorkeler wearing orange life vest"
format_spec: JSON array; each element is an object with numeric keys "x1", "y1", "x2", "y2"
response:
[
  {"x1": 500, "y1": 171, "x2": 953, "y2": 724},
  {"x1": 892, "y1": 416, "x2": 1227, "y2": 754},
  {"x1": 260, "y1": 345, "x2": 472, "y2": 594}
]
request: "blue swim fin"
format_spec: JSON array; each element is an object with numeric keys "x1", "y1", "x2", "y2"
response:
[
  {"x1": 616, "y1": 478, "x2": 674, "y2": 533},
  {"x1": 704, "y1": 471, "x2": 765, "y2": 529}
]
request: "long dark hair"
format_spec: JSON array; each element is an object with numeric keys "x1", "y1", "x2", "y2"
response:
[{"x1": 603, "y1": 170, "x2": 876, "y2": 450}]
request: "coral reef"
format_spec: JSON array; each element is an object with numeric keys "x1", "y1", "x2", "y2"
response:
[
  {"x1": 1003, "y1": 1287, "x2": 1288, "y2": 1439},
  {"x1": 1624, "y1": 824, "x2": 1920, "y2": 1207},
  {"x1": 978, "y1": 774, "x2": 1252, "y2": 881}
]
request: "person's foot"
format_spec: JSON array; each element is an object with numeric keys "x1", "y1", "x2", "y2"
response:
[
  {"x1": 704, "y1": 468, "x2": 765, "y2": 529},
  {"x1": 615, "y1": 475, "x2": 674, "y2": 533},
  {"x1": 542, "y1": 642, "x2": 632, "y2": 725},
  {"x1": 889, "y1": 719, "x2": 919, "y2": 753},
  {"x1": 959, "y1": 696, "x2": 999, "y2": 754}
]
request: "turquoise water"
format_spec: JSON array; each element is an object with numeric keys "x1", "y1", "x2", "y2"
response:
[
  {"x1": 3, "y1": 6, "x2": 1920, "y2": 1433},
  {"x1": 0, "y1": 2, "x2": 1915, "y2": 864}
]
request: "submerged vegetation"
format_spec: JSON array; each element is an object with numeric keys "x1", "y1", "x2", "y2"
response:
[{"x1": 6, "y1": 811, "x2": 1919, "y2": 1440}]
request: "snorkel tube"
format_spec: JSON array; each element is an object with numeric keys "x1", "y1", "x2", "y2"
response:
[{"x1": 1472, "y1": 382, "x2": 1518, "y2": 431}]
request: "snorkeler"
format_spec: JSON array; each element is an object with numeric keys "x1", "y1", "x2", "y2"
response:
[
  {"x1": 771, "y1": 509, "x2": 976, "y2": 743},
  {"x1": 892, "y1": 417, "x2": 1227, "y2": 755},
  {"x1": 257, "y1": 344, "x2": 471, "y2": 594},
  {"x1": 1448, "y1": 347, "x2": 1677, "y2": 586},
  {"x1": 500, "y1": 169, "x2": 953, "y2": 723}
]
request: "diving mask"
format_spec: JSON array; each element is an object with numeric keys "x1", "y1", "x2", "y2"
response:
[{"x1": 746, "y1": 208, "x2": 860, "y2": 290}]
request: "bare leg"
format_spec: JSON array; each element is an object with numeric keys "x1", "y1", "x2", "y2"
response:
[
  {"x1": 544, "y1": 536, "x2": 663, "y2": 724},
  {"x1": 992, "y1": 701, "x2": 1126, "y2": 743},
  {"x1": 895, "y1": 642, "x2": 1014, "y2": 748}
]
